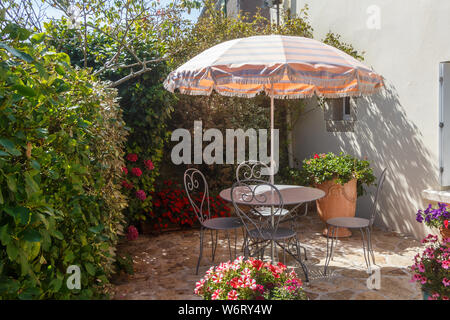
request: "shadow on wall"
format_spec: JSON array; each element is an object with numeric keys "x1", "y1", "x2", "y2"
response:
[{"x1": 293, "y1": 81, "x2": 436, "y2": 240}]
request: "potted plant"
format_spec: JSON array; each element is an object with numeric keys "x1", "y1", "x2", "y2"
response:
[
  {"x1": 194, "y1": 257, "x2": 307, "y2": 300},
  {"x1": 416, "y1": 203, "x2": 450, "y2": 242},
  {"x1": 300, "y1": 152, "x2": 376, "y2": 237},
  {"x1": 410, "y1": 234, "x2": 450, "y2": 300}
]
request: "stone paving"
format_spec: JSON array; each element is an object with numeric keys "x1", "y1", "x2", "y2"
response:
[{"x1": 111, "y1": 214, "x2": 423, "y2": 300}]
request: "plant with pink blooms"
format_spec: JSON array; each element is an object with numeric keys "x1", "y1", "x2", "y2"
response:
[
  {"x1": 121, "y1": 152, "x2": 157, "y2": 221},
  {"x1": 410, "y1": 234, "x2": 450, "y2": 300},
  {"x1": 194, "y1": 257, "x2": 307, "y2": 300}
]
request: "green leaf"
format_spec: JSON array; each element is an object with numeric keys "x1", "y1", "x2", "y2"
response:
[
  {"x1": 30, "y1": 160, "x2": 40, "y2": 171},
  {"x1": 88, "y1": 224, "x2": 104, "y2": 234},
  {"x1": 4, "y1": 206, "x2": 30, "y2": 225},
  {"x1": 0, "y1": 224, "x2": 10, "y2": 245},
  {"x1": 18, "y1": 287, "x2": 41, "y2": 300},
  {"x1": 52, "y1": 230, "x2": 64, "y2": 240},
  {"x1": 6, "y1": 242, "x2": 18, "y2": 260},
  {"x1": 85, "y1": 262, "x2": 96, "y2": 276},
  {"x1": 6, "y1": 174, "x2": 17, "y2": 192},
  {"x1": 13, "y1": 84, "x2": 36, "y2": 97},
  {"x1": 54, "y1": 63, "x2": 66, "y2": 76},
  {"x1": 0, "y1": 42, "x2": 33, "y2": 62},
  {"x1": 24, "y1": 171, "x2": 40, "y2": 196},
  {"x1": 49, "y1": 278, "x2": 63, "y2": 292},
  {"x1": 31, "y1": 33, "x2": 45, "y2": 44},
  {"x1": 0, "y1": 138, "x2": 21, "y2": 156},
  {"x1": 21, "y1": 229, "x2": 42, "y2": 242}
]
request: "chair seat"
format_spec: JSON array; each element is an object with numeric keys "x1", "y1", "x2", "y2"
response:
[
  {"x1": 326, "y1": 217, "x2": 370, "y2": 229},
  {"x1": 251, "y1": 206, "x2": 290, "y2": 216},
  {"x1": 202, "y1": 217, "x2": 242, "y2": 230},
  {"x1": 248, "y1": 227, "x2": 296, "y2": 240}
]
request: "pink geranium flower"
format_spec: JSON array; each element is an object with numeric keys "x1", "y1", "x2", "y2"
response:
[
  {"x1": 136, "y1": 190, "x2": 146, "y2": 201},
  {"x1": 127, "y1": 225, "x2": 138, "y2": 241}
]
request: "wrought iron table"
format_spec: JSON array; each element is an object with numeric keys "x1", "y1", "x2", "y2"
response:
[{"x1": 219, "y1": 184, "x2": 325, "y2": 280}]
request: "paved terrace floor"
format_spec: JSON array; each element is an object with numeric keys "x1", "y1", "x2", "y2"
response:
[{"x1": 111, "y1": 214, "x2": 423, "y2": 300}]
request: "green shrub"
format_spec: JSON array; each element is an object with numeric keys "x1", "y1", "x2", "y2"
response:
[
  {"x1": 298, "y1": 152, "x2": 376, "y2": 196},
  {"x1": 0, "y1": 24, "x2": 127, "y2": 299}
]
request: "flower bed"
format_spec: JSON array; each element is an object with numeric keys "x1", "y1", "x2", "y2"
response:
[
  {"x1": 194, "y1": 257, "x2": 307, "y2": 300},
  {"x1": 410, "y1": 235, "x2": 450, "y2": 300},
  {"x1": 147, "y1": 180, "x2": 231, "y2": 232}
]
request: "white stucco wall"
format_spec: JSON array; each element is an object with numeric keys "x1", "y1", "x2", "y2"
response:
[{"x1": 291, "y1": 0, "x2": 450, "y2": 239}]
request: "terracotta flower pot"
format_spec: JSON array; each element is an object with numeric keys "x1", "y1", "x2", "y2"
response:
[
  {"x1": 440, "y1": 226, "x2": 450, "y2": 242},
  {"x1": 315, "y1": 178, "x2": 357, "y2": 238}
]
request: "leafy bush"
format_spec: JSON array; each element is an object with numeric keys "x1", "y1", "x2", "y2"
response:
[
  {"x1": 0, "y1": 25, "x2": 127, "y2": 299},
  {"x1": 298, "y1": 152, "x2": 376, "y2": 196},
  {"x1": 45, "y1": 16, "x2": 178, "y2": 223},
  {"x1": 194, "y1": 256, "x2": 307, "y2": 300}
]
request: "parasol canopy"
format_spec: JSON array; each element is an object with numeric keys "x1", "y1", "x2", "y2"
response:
[{"x1": 164, "y1": 35, "x2": 384, "y2": 99}]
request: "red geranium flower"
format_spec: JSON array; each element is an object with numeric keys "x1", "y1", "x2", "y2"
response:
[
  {"x1": 131, "y1": 167, "x2": 142, "y2": 177},
  {"x1": 314, "y1": 154, "x2": 319, "y2": 159},
  {"x1": 445, "y1": 220, "x2": 449, "y2": 229},
  {"x1": 144, "y1": 159, "x2": 154, "y2": 170},
  {"x1": 122, "y1": 167, "x2": 128, "y2": 175},
  {"x1": 121, "y1": 180, "x2": 134, "y2": 189},
  {"x1": 126, "y1": 153, "x2": 138, "y2": 162}
]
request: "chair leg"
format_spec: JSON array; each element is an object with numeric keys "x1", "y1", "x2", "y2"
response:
[
  {"x1": 243, "y1": 233, "x2": 250, "y2": 259},
  {"x1": 298, "y1": 243, "x2": 308, "y2": 261},
  {"x1": 360, "y1": 228, "x2": 371, "y2": 270},
  {"x1": 226, "y1": 230, "x2": 232, "y2": 261},
  {"x1": 234, "y1": 228, "x2": 238, "y2": 260},
  {"x1": 292, "y1": 238, "x2": 310, "y2": 283},
  {"x1": 324, "y1": 225, "x2": 337, "y2": 276},
  {"x1": 196, "y1": 227, "x2": 205, "y2": 275},
  {"x1": 367, "y1": 227, "x2": 376, "y2": 264},
  {"x1": 211, "y1": 229, "x2": 219, "y2": 262}
]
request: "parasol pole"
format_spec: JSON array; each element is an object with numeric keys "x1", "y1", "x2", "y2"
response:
[
  {"x1": 270, "y1": 83, "x2": 275, "y2": 185},
  {"x1": 270, "y1": 83, "x2": 275, "y2": 261}
]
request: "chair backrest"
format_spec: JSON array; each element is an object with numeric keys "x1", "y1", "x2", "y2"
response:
[
  {"x1": 183, "y1": 168, "x2": 210, "y2": 224},
  {"x1": 231, "y1": 179, "x2": 285, "y2": 240},
  {"x1": 236, "y1": 160, "x2": 271, "y2": 182},
  {"x1": 369, "y1": 168, "x2": 387, "y2": 226}
]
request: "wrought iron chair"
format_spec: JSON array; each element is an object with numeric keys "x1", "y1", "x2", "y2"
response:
[
  {"x1": 324, "y1": 168, "x2": 388, "y2": 275},
  {"x1": 184, "y1": 168, "x2": 243, "y2": 275},
  {"x1": 236, "y1": 160, "x2": 289, "y2": 217},
  {"x1": 231, "y1": 179, "x2": 310, "y2": 283}
]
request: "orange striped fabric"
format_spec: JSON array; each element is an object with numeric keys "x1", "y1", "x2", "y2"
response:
[{"x1": 164, "y1": 35, "x2": 384, "y2": 99}]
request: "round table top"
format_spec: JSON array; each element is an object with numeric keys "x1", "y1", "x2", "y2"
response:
[{"x1": 219, "y1": 184, "x2": 325, "y2": 206}]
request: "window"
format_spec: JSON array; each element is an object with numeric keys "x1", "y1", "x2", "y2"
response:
[
  {"x1": 343, "y1": 97, "x2": 352, "y2": 121},
  {"x1": 324, "y1": 97, "x2": 356, "y2": 132}
]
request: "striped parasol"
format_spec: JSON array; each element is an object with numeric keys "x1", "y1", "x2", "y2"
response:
[
  {"x1": 164, "y1": 35, "x2": 384, "y2": 181},
  {"x1": 164, "y1": 35, "x2": 383, "y2": 98}
]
